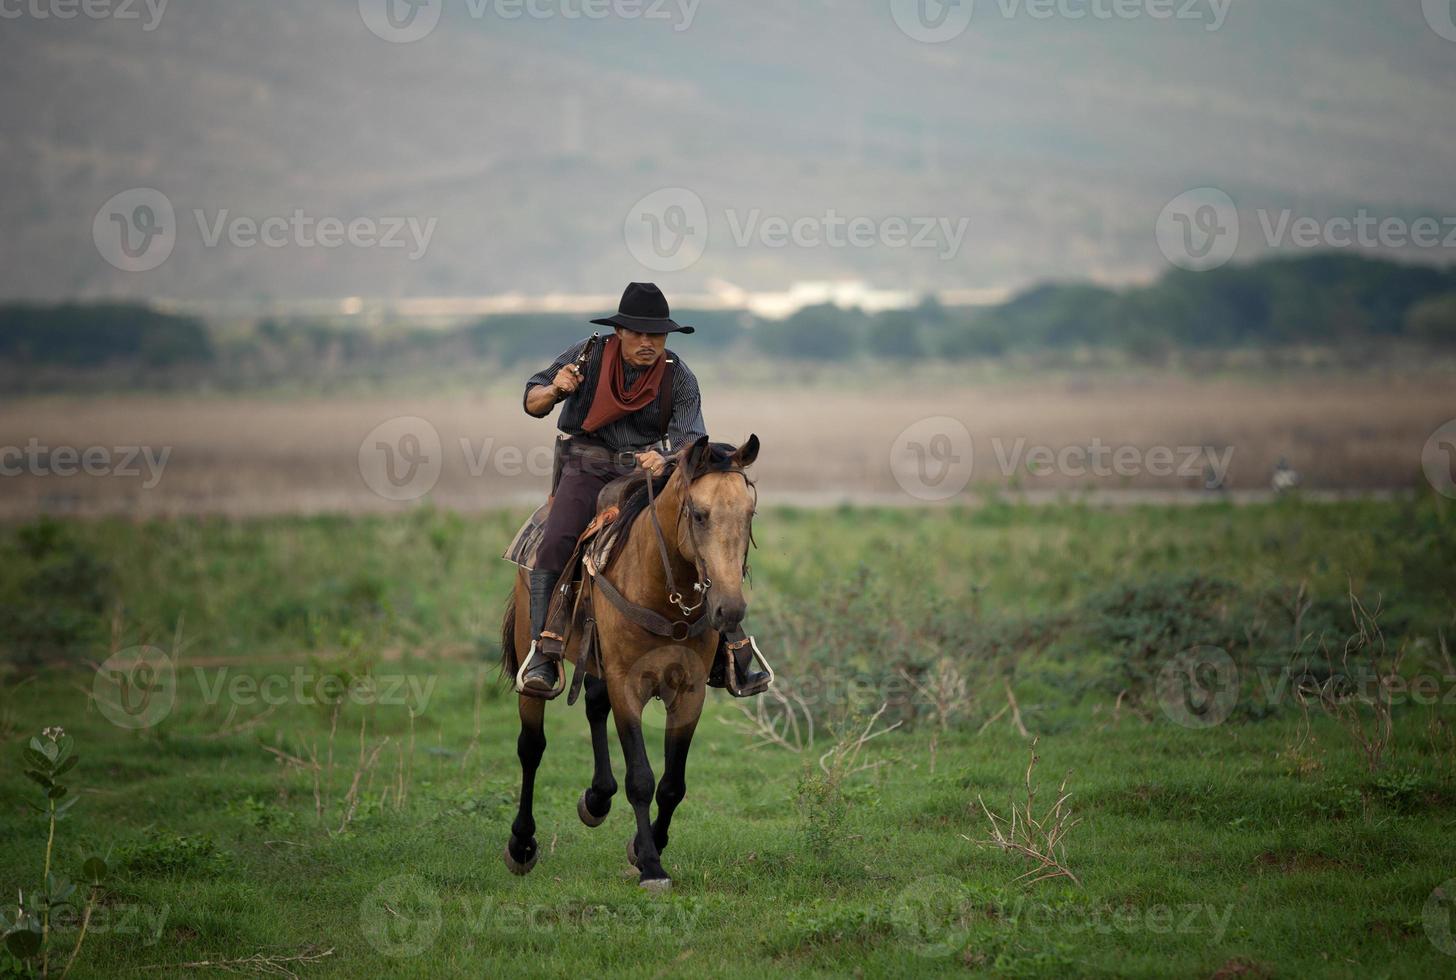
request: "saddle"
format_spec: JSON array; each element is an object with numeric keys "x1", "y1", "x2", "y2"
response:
[{"x1": 500, "y1": 471, "x2": 647, "y2": 703}]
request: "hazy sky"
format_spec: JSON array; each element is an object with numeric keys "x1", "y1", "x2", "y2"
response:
[{"x1": 1, "y1": 0, "x2": 1453, "y2": 305}]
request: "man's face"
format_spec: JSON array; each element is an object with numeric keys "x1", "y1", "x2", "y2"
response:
[{"x1": 617, "y1": 327, "x2": 666, "y2": 368}]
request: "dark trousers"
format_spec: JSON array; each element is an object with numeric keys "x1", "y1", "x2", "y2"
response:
[{"x1": 534, "y1": 457, "x2": 633, "y2": 575}]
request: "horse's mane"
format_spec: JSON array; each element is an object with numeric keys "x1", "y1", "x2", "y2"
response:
[{"x1": 613, "y1": 441, "x2": 744, "y2": 538}]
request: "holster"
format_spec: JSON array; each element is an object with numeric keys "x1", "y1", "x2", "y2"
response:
[{"x1": 550, "y1": 436, "x2": 568, "y2": 496}]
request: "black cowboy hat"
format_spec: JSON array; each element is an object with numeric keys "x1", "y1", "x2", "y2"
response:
[{"x1": 590, "y1": 282, "x2": 695, "y2": 335}]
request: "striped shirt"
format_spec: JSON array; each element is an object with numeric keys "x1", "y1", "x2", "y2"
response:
[{"x1": 524, "y1": 337, "x2": 708, "y2": 454}]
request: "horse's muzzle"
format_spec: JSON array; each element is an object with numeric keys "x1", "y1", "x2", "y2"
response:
[{"x1": 710, "y1": 598, "x2": 746, "y2": 632}]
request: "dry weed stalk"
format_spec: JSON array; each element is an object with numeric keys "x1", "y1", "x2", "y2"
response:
[
  {"x1": 141, "y1": 945, "x2": 334, "y2": 978},
  {"x1": 817, "y1": 702, "x2": 902, "y2": 778},
  {"x1": 967, "y1": 737, "x2": 1081, "y2": 886},
  {"x1": 976, "y1": 677, "x2": 1032, "y2": 738},
  {"x1": 1294, "y1": 588, "x2": 1405, "y2": 772},
  {"x1": 459, "y1": 666, "x2": 487, "y2": 771},
  {"x1": 262, "y1": 707, "x2": 414, "y2": 833},
  {"x1": 899, "y1": 659, "x2": 975, "y2": 772},
  {"x1": 722, "y1": 686, "x2": 815, "y2": 752}
]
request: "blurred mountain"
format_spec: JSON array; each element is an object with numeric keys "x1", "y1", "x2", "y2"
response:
[{"x1": 1, "y1": 0, "x2": 1453, "y2": 304}]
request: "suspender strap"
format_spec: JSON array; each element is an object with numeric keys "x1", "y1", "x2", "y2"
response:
[{"x1": 658, "y1": 356, "x2": 676, "y2": 442}]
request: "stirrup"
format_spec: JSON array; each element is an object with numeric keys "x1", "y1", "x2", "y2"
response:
[
  {"x1": 725, "y1": 636, "x2": 774, "y2": 698},
  {"x1": 515, "y1": 640, "x2": 567, "y2": 700}
]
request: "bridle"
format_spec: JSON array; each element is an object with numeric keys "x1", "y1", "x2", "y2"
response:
[{"x1": 643, "y1": 460, "x2": 757, "y2": 619}]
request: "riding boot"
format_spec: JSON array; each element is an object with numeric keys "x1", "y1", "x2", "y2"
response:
[
  {"x1": 519, "y1": 568, "x2": 561, "y2": 696},
  {"x1": 709, "y1": 626, "x2": 771, "y2": 696}
]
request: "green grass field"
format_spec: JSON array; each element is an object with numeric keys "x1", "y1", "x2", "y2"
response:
[{"x1": 3, "y1": 496, "x2": 1456, "y2": 977}]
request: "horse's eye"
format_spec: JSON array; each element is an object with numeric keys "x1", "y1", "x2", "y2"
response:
[{"x1": 693, "y1": 509, "x2": 708, "y2": 524}]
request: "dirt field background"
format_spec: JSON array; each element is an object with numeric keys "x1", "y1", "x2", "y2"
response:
[{"x1": 2, "y1": 373, "x2": 1452, "y2": 517}]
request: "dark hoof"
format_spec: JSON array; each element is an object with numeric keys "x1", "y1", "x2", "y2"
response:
[
  {"x1": 503, "y1": 840, "x2": 539, "y2": 876},
  {"x1": 639, "y1": 876, "x2": 672, "y2": 892},
  {"x1": 626, "y1": 835, "x2": 638, "y2": 868},
  {"x1": 579, "y1": 790, "x2": 607, "y2": 828}
]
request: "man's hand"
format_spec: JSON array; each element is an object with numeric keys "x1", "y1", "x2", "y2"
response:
[
  {"x1": 551, "y1": 364, "x2": 582, "y2": 396},
  {"x1": 525, "y1": 364, "x2": 582, "y2": 416},
  {"x1": 636, "y1": 450, "x2": 666, "y2": 477}
]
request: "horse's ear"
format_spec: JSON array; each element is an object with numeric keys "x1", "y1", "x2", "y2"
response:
[
  {"x1": 682, "y1": 435, "x2": 711, "y2": 476},
  {"x1": 733, "y1": 434, "x2": 760, "y2": 468}
]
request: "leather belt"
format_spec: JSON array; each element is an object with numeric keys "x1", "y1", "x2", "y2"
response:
[{"x1": 566, "y1": 438, "x2": 649, "y2": 470}]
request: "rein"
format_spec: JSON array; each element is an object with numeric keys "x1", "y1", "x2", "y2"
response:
[{"x1": 590, "y1": 461, "x2": 756, "y2": 640}]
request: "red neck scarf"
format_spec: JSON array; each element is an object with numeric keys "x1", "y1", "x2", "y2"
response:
[{"x1": 581, "y1": 334, "x2": 668, "y2": 434}]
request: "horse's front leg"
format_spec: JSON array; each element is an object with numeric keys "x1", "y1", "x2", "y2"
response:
[
  {"x1": 610, "y1": 690, "x2": 672, "y2": 889},
  {"x1": 504, "y1": 694, "x2": 546, "y2": 875},
  {"x1": 651, "y1": 678, "x2": 704, "y2": 856},
  {"x1": 577, "y1": 674, "x2": 617, "y2": 827}
]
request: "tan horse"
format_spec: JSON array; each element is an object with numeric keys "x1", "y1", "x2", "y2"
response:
[{"x1": 500, "y1": 435, "x2": 761, "y2": 889}]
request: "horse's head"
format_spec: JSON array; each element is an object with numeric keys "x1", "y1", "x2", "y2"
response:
[{"x1": 674, "y1": 434, "x2": 760, "y2": 632}]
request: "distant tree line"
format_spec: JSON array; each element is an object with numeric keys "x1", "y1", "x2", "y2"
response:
[
  {"x1": 2, "y1": 254, "x2": 1453, "y2": 387},
  {"x1": 0, "y1": 303, "x2": 212, "y2": 367},
  {"x1": 750, "y1": 254, "x2": 1456, "y2": 361}
]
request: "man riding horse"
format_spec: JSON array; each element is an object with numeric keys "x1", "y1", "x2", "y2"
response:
[{"x1": 515, "y1": 281, "x2": 770, "y2": 699}]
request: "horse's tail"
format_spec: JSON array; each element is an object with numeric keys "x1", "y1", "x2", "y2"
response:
[{"x1": 499, "y1": 588, "x2": 519, "y2": 686}]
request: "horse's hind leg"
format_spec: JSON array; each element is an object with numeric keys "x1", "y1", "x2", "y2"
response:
[
  {"x1": 651, "y1": 685, "x2": 704, "y2": 855},
  {"x1": 504, "y1": 694, "x2": 546, "y2": 875},
  {"x1": 577, "y1": 674, "x2": 616, "y2": 827}
]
